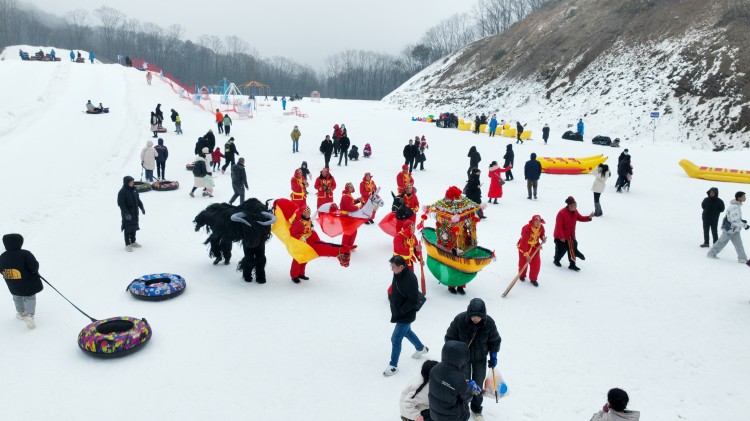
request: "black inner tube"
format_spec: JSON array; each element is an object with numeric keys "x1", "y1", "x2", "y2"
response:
[
  {"x1": 96, "y1": 320, "x2": 135, "y2": 335},
  {"x1": 144, "y1": 278, "x2": 172, "y2": 287}
]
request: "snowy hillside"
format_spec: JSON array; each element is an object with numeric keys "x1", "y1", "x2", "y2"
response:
[
  {"x1": 1, "y1": 45, "x2": 750, "y2": 421},
  {"x1": 385, "y1": 0, "x2": 750, "y2": 151}
]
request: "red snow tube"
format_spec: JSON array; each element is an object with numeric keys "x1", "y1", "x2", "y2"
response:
[
  {"x1": 152, "y1": 180, "x2": 180, "y2": 191},
  {"x1": 542, "y1": 168, "x2": 585, "y2": 175}
]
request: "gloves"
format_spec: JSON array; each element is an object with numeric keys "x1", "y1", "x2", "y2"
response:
[
  {"x1": 488, "y1": 353, "x2": 497, "y2": 368},
  {"x1": 468, "y1": 380, "x2": 482, "y2": 395},
  {"x1": 141, "y1": 209, "x2": 145, "y2": 215}
]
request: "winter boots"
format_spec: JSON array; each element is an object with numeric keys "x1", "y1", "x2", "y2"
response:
[
  {"x1": 594, "y1": 203, "x2": 603, "y2": 217},
  {"x1": 337, "y1": 252, "x2": 351, "y2": 267}
]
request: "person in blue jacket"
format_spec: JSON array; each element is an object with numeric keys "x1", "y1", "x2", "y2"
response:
[
  {"x1": 50, "y1": 49, "x2": 56, "y2": 60},
  {"x1": 281, "y1": 96, "x2": 287, "y2": 111},
  {"x1": 488, "y1": 114, "x2": 498, "y2": 137},
  {"x1": 577, "y1": 118, "x2": 584, "y2": 138},
  {"x1": 69, "y1": 50, "x2": 75, "y2": 62},
  {"x1": 89, "y1": 51, "x2": 95, "y2": 64}
]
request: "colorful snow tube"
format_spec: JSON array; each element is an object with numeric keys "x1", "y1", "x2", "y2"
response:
[
  {"x1": 127, "y1": 273, "x2": 186, "y2": 301},
  {"x1": 537, "y1": 155, "x2": 608, "y2": 174},
  {"x1": 151, "y1": 180, "x2": 180, "y2": 191},
  {"x1": 77, "y1": 316, "x2": 152, "y2": 358},
  {"x1": 679, "y1": 159, "x2": 750, "y2": 184},
  {"x1": 134, "y1": 181, "x2": 152, "y2": 192}
]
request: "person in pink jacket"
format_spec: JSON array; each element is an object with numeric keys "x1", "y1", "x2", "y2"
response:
[{"x1": 487, "y1": 161, "x2": 511, "y2": 204}]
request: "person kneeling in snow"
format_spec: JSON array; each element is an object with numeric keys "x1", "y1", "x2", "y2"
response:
[{"x1": 590, "y1": 388, "x2": 640, "y2": 420}]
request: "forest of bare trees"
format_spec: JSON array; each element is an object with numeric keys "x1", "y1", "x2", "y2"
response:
[{"x1": 0, "y1": 0, "x2": 556, "y2": 100}]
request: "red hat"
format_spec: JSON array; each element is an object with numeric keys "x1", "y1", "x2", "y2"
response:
[
  {"x1": 565, "y1": 196, "x2": 576, "y2": 205},
  {"x1": 530, "y1": 215, "x2": 546, "y2": 224},
  {"x1": 402, "y1": 164, "x2": 408, "y2": 170}
]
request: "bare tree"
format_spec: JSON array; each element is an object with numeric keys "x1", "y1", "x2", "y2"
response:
[
  {"x1": 421, "y1": 13, "x2": 478, "y2": 60},
  {"x1": 93, "y1": 6, "x2": 125, "y2": 57},
  {"x1": 63, "y1": 9, "x2": 89, "y2": 46}
]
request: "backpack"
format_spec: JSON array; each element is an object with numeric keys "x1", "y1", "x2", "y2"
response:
[
  {"x1": 192, "y1": 160, "x2": 205, "y2": 177},
  {"x1": 721, "y1": 214, "x2": 732, "y2": 231}
]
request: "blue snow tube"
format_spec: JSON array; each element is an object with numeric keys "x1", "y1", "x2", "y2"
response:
[{"x1": 127, "y1": 273, "x2": 186, "y2": 301}]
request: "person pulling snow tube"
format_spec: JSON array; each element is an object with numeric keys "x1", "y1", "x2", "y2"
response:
[
  {"x1": 134, "y1": 181, "x2": 152, "y2": 193},
  {"x1": 127, "y1": 273, "x2": 186, "y2": 301},
  {"x1": 77, "y1": 316, "x2": 152, "y2": 358},
  {"x1": 151, "y1": 180, "x2": 180, "y2": 191}
]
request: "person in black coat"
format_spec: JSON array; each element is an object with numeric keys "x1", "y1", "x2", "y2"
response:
[
  {"x1": 194, "y1": 136, "x2": 209, "y2": 156},
  {"x1": 502, "y1": 144, "x2": 514, "y2": 181},
  {"x1": 338, "y1": 133, "x2": 351, "y2": 166},
  {"x1": 444, "y1": 298, "x2": 501, "y2": 418},
  {"x1": 1, "y1": 233, "x2": 43, "y2": 327},
  {"x1": 117, "y1": 176, "x2": 145, "y2": 251},
  {"x1": 701, "y1": 187, "x2": 725, "y2": 247},
  {"x1": 320, "y1": 136, "x2": 334, "y2": 168},
  {"x1": 403, "y1": 139, "x2": 417, "y2": 173},
  {"x1": 228, "y1": 158, "x2": 249, "y2": 205},
  {"x1": 428, "y1": 340, "x2": 478, "y2": 421},
  {"x1": 464, "y1": 168, "x2": 485, "y2": 220},
  {"x1": 155, "y1": 104, "x2": 164, "y2": 127},
  {"x1": 467, "y1": 146, "x2": 481, "y2": 176},
  {"x1": 385, "y1": 255, "x2": 428, "y2": 376},
  {"x1": 615, "y1": 153, "x2": 632, "y2": 192},
  {"x1": 222, "y1": 137, "x2": 239, "y2": 172},
  {"x1": 473, "y1": 115, "x2": 481, "y2": 134},
  {"x1": 154, "y1": 138, "x2": 168, "y2": 180},
  {"x1": 542, "y1": 124, "x2": 550, "y2": 144},
  {"x1": 524, "y1": 153, "x2": 542, "y2": 199},
  {"x1": 515, "y1": 121, "x2": 524, "y2": 144}
]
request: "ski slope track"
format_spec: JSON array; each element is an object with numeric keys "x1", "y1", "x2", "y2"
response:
[{"x1": 1, "y1": 45, "x2": 749, "y2": 421}]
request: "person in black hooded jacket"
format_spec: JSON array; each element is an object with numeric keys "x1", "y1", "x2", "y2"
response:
[
  {"x1": 444, "y1": 298, "x2": 501, "y2": 418},
  {"x1": 194, "y1": 136, "x2": 209, "y2": 156},
  {"x1": 464, "y1": 168, "x2": 485, "y2": 222},
  {"x1": 467, "y1": 146, "x2": 481, "y2": 176},
  {"x1": 117, "y1": 176, "x2": 145, "y2": 252},
  {"x1": 1, "y1": 233, "x2": 43, "y2": 328},
  {"x1": 502, "y1": 144, "x2": 514, "y2": 181},
  {"x1": 701, "y1": 187, "x2": 725, "y2": 247},
  {"x1": 429, "y1": 340, "x2": 478, "y2": 421}
]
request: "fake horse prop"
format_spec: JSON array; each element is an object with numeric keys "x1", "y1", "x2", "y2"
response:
[
  {"x1": 378, "y1": 192, "x2": 416, "y2": 237},
  {"x1": 315, "y1": 187, "x2": 385, "y2": 238}
]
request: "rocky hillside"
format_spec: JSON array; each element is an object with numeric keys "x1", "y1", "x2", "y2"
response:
[{"x1": 384, "y1": 0, "x2": 750, "y2": 150}]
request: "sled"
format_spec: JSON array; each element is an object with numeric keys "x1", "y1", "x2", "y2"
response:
[
  {"x1": 679, "y1": 159, "x2": 750, "y2": 184},
  {"x1": 85, "y1": 108, "x2": 110, "y2": 114},
  {"x1": 155, "y1": 126, "x2": 168, "y2": 133}
]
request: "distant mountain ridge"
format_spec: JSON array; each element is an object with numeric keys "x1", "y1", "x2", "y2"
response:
[{"x1": 385, "y1": 0, "x2": 750, "y2": 150}]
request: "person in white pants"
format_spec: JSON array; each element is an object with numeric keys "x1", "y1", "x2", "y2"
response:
[{"x1": 708, "y1": 191, "x2": 748, "y2": 262}]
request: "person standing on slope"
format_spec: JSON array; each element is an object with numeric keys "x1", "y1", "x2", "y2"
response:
[
  {"x1": 290, "y1": 168, "x2": 308, "y2": 209},
  {"x1": 488, "y1": 114, "x2": 498, "y2": 137},
  {"x1": 320, "y1": 135, "x2": 334, "y2": 168},
  {"x1": 215, "y1": 109, "x2": 224, "y2": 134},
  {"x1": 170, "y1": 109, "x2": 182, "y2": 134},
  {"x1": 155, "y1": 104, "x2": 164, "y2": 128},
  {"x1": 467, "y1": 146, "x2": 481, "y2": 177},
  {"x1": 524, "y1": 153, "x2": 542, "y2": 200},
  {"x1": 707, "y1": 191, "x2": 749, "y2": 262},
  {"x1": 140, "y1": 140, "x2": 158, "y2": 182},
  {"x1": 291, "y1": 125, "x2": 301, "y2": 153},
  {"x1": 338, "y1": 131, "x2": 350, "y2": 166},
  {"x1": 339, "y1": 182, "x2": 362, "y2": 247},
  {"x1": 360, "y1": 172, "x2": 378, "y2": 224},
  {"x1": 487, "y1": 161, "x2": 511, "y2": 205},
  {"x1": 404, "y1": 139, "x2": 417, "y2": 173},
  {"x1": 542, "y1": 123, "x2": 550, "y2": 145},
  {"x1": 553, "y1": 196, "x2": 594, "y2": 271},
  {"x1": 118, "y1": 176, "x2": 146, "y2": 251},
  {"x1": 223, "y1": 113, "x2": 232, "y2": 136},
  {"x1": 222, "y1": 137, "x2": 239, "y2": 173},
  {"x1": 397, "y1": 165, "x2": 415, "y2": 195},
  {"x1": 0, "y1": 234, "x2": 43, "y2": 329},
  {"x1": 502, "y1": 144, "x2": 515, "y2": 181},
  {"x1": 314, "y1": 167, "x2": 337, "y2": 209},
  {"x1": 591, "y1": 164, "x2": 611, "y2": 217},
  {"x1": 444, "y1": 298, "x2": 501, "y2": 420},
  {"x1": 149, "y1": 112, "x2": 158, "y2": 138},
  {"x1": 577, "y1": 118, "x2": 585, "y2": 140},
  {"x1": 154, "y1": 138, "x2": 168, "y2": 181},
  {"x1": 700, "y1": 187, "x2": 725, "y2": 248},
  {"x1": 515, "y1": 121, "x2": 524, "y2": 144},
  {"x1": 228, "y1": 157, "x2": 249, "y2": 205}
]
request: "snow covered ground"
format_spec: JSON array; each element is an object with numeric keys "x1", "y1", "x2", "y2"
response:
[{"x1": 1, "y1": 46, "x2": 750, "y2": 421}]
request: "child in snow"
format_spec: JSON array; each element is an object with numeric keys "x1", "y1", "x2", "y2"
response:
[
  {"x1": 400, "y1": 360, "x2": 438, "y2": 421},
  {"x1": 300, "y1": 161, "x2": 311, "y2": 180},
  {"x1": 203, "y1": 172, "x2": 215, "y2": 197},
  {"x1": 211, "y1": 148, "x2": 224, "y2": 172},
  {"x1": 348, "y1": 145, "x2": 359, "y2": 161},
  {"x1": 223, "y1": 114, "x2": 233, "y2": 136},
  {"x1": 0, "y1": 234, "x2": 43, "y2": 329},
  {"x1": 363, "y1": 143, "x2": 372, "y2": 158},
  {"x1": 590, "y1": 388, "x2": 640, "y2": 421}
]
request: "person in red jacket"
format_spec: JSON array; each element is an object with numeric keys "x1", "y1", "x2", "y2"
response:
[
  {"x1": 210, "y1": 147, "x2": 225, "y2": 172},
  {"x1": 339, "y1": 182, "x2": 362, "y2": 247},
  {"x1": 553, "y1": 196, "x2": 594, "y2": 271},
  {"x1": 359, "y1": 172, "x2": 377, "y2": 224},
  {"x1": 487, "y1": 161, "x2": 512, "y2": 204},
  {"x1": 289, "y1": 206, "x2": 352, "y2": 283},
  {"x1": 398, "y1": 184, "x2": 419, "y2": 230},
  {"x1": 396, "y1": 165, "x2": 414, "y2": 195},
  {"x1": 332, "y1": 124, "x2": 343, "y2": 157},
  {"x1": 393, "y1": 220, "x2": 422, "y2": 272},
  {"x1": 215, "y1": 109, "x2": 224, "y2": 134},
  {"x1": 517, "y1": 215, "x2": 547, "y2": 287},
  {"x1": 290, "y1": 169, "x2": 308, "y2": 209},
  {"x1": 314, "y1": 168, "x2": 336, "y2": 209}
]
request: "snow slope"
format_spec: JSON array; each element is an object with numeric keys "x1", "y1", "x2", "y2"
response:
[{"x1": 1, "y1": 46, "x2": 750, "y2": 421}]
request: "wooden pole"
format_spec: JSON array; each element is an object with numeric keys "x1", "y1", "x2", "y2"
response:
[{"x1": 502, "y1": 246, "x2": 542, "y2": 298}]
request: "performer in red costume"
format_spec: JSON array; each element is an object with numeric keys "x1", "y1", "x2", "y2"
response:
[
  {"x1": 393, "y1": 219, "x2": 422, "y2": 272},
  {"x1": 288, "y1": 205, "x2": 351, "y2": 283},
  {"x1": 290, "y1": 168, "x2": 308, "y2": 208},
  {"x1": 314, "y1": 167, "x2": 336, "y2": 209},
  {"x1": 339, "y1": 182, "x2": 363, "y2": 247},
  {"x1": 359, "y1": 172, "x2": 377, "y2": 224},
  {"x1": 396, "y1": 165, "x2": 414, "y2": 195},
  {"x1": 516, "y1": 215, "x2": 547, "y2": 287}
]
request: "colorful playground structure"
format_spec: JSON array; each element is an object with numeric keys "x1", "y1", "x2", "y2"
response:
[
  {"x1": 679, "y1": 159, "x2": 750, "y2": 184},
  {"x1": 537, "y1": 155, "x2": 608, "y2": 174}
]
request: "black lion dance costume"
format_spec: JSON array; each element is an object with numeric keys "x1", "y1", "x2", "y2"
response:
[{"x1": 193, "y1": 199, "x2": 276, "y2": 283}]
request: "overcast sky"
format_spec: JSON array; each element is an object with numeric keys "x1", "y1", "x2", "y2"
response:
[{"x1": 29, "y1": 0, "x2": 475, "y2": 69}]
